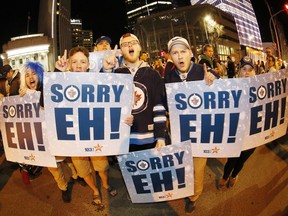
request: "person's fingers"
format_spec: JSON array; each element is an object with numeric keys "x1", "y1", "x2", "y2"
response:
[
  {"x1": 63, "y1": 49, "x2": 67, "y2": 61},
  {"x1": 203, "y1": 63, "x2": 207, "y2": 74},
  {"x1": 112, "y1": 45, "x2": 118, "y2": 57}
]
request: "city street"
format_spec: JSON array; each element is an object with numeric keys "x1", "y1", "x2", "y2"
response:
[{"x1": 0, "y1": 135, "x2": 287, "y2": 216}]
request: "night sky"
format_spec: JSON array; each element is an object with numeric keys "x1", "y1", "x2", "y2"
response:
[{"x1": 0, "y1": 0, "x2": 287, "y2": 53}]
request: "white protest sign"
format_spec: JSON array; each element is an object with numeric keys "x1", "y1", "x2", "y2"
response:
[
  {"x1": 117, "y1": 142, "x2": 194, "y2": 203},
  {"x1": 0, "y1": 93, "x2": 57, "y2": 167},
  {"x1": 44, "y1": 72, "x2": 133, "y2": 156}
]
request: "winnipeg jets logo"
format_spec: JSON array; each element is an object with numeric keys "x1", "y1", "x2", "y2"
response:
[
  {"x1": 137, "y1": 160, "x2": 149, "y2": 171},
  {"x1": 188, "y1": 93, "x2": 202, "y2": 109},
  {"x1": 132, "y1": 82, "x2": 148, "y2": 114},
  {"x1": 8, "y1": 105, "x2": 16, "y2": 117},
  {"x1": 257, "y1": 85, "x2": 266, "y2": 100},
  {"x1": 64, "y1": 85, "x2": 80, "y2": 102}
]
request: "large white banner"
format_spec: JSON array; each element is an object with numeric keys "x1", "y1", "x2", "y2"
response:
[
  {"x1": 44, "y1": 72, "x2": 133, "y2": 156},
  {"x1": 166, "y1": 70, "x2": 288, "y2": 157},
  {"x1": 117, "y1": 142, "x2": 194, "y2": 203},
  {"x1": 0, "y1": 92, "x2": 57, "y2": 167}
]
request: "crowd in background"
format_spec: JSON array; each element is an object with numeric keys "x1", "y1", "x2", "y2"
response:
[
  {"x1": 144, "y1": 45, "x2": 287, "y2": 79},
  {"x1": 0, "y1": 33, "x2": 287, "y2": 214}
]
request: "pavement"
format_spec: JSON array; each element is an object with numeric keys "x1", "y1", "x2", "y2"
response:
[{"x1": 0, "y1": 134, "x2": 287, "y2": 216}]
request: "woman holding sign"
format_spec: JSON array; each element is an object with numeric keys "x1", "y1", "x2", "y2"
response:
[
  {"x1": 19, "y1": 61, "x2": 87, "y2": 203},
  {"x1": 218, "y1": 56, "x2": 257, "y2": 190}
]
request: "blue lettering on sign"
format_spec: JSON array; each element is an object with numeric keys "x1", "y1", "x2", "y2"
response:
[
  {"x1": 50, "y1": 84, "x2": 124, "y2": 103},
  {"x1": 125, "y1": 152, "x2": 185, "y2": 172},
  {"x1": 2, "y1": 103, "x2": 41, "y2": 119},
  {"x1": 249, "y1": 78, "x2": 287, "y2": 103},
  {"x1": 175, "y1": 90, "x2": 242, "y2": 110},
  {"x1": 131, "y1": 167, "x2": 186, "y2": 194},
  {"x1": 4, "y1": 122, "x2": 45, "y2": 151},
  {"x1": 250, "y1": 97, "x2": 286, "y2": 135},
  {"x1": 179, "y1": 113, "x2": 240, "y2": 143},
  {"x1": 54, "y1": 107, "x2": 122, "y2": 141}
]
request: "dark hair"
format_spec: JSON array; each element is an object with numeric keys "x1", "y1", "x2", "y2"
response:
[
  {"x1": 203, "y1": 44, "x2": 213, "y2": 53},
  {"x1": 269, "y1": 55, "x2": 276, "y2": 65},
  {"x1": 69, "y1": 46, "x2": 89, "y2": 59}
]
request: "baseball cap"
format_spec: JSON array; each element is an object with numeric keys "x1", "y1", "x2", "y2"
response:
[
  {"x1": 119, "y1": 33, "x2": 140, "y2": 46},
  {"x1": 239, "y1": 56, "x2": 254, "y2": 68},
  {"x1": 94, "y1": 36, "x2": 112, "y2": 46},
  {"x1": 0, "y1": 64, "x2": 13, "y2": 79},
  {"x1": 168, "y1": 36, "x2": 190, "y2": 52}
]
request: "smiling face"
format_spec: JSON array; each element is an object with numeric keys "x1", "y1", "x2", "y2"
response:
[
  {"x1": 120, "y1": 36, "x2": 141, "y2": 64},
  {"x1": 169, "y1": 44, "x2": 193, "y2": 73},
  {"x1": 25, "y1": 68, "x2": 39, "y2": 90}
]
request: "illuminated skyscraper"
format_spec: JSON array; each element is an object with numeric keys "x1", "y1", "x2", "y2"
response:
[
  {"x1": 124, "y1": 0, "x2": 174, "y2": 31},
  {"x1": 38, "y1": 0, "x2": 72, "y2": 60},
  {"x1": 190, "y1": 0, "x2": 262, "y2": 50}
]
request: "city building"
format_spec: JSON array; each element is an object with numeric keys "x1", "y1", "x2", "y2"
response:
[
  {"x1": 190, "y1": 0, "x2": 264, "y2": 61},
  {"x1": 81, "y1": 30, "x2": 93, "y2": 52},
  {"x1": 134, "y1": 4, "x2": 241, "y2": 63},
  {"x1": 71, "y1": 19, "x2": 83, "y2": 48},
  {"x1": 71, "y1": 19, "x2": 94, "y2": 51},
  {"x1": 125, "y1": 0, "x2": 174, "y2": 31},
  {"x1": 1, "y1": 0, "x2": 72, "y2": 71},
  {"x1": 38, "y1": 0, "x2": 72, "y2": 60},
  {"x1": 1, "y1": 34, "x2": 51, "y2": 71}
]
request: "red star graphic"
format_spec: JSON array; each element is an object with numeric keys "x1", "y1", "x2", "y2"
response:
[
  {"x1": 211, "y1": 147, "x2": 220, "y2": 153},
  {"x1": 270, "y1": 131, "x2": 275, "y2": 137},
  {"x1": 29, "y1": 154, "x2": 36, "y2": 161},
  {"x1": 94, "y1": 144, "x2": 103, "y2": 151},
  {"x1": 166, "y1": 193, "x2": 173, "y2": 198}
]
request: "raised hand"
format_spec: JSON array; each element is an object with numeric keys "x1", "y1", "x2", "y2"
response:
[
  {"x1": 103, "y1": 45, "x2": 118, "y2": 71},
  {"x1": 204, "y1": 63, "x2": 216, "y2": 86},
  {"x1": 55, "y1": 49, "x2": 68, "y2": 72}
]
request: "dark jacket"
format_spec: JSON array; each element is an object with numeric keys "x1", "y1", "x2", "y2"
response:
[
  {"x1": 114, "y1": 65, "x2": 166, "y2": 146},
  {"x1": 7, "y1": 71, "x2": 21, "y2": 96},
  {"x1": 199, "y1": 54, "x2": 214, "y2": 69},
  {"x1": 227, "y1": 61, "x2": 235, "y2": 78}
]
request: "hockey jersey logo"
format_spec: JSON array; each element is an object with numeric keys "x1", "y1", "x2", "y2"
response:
[{"x1": 132, "y1": 81, "x2": 148, "y2": 114}]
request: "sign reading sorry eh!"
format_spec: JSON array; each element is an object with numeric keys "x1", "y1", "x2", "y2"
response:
[{"x1": 44, "y1": 72, "x2": 133, "y2": 156}]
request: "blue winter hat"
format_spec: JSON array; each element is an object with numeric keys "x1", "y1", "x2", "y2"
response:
[{"x1": 94, "y1": 36, "x2": 112, "y2": 46}]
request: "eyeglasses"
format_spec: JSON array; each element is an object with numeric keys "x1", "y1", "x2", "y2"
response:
[{"x1": 121, "y1": 40, "x2": 139, "y2": 47}]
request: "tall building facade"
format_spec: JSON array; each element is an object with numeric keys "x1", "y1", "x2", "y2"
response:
[
  {"x1": 190, "y1": 0, "x2": 263, "y2": 54},
  {"x1": 38, "y1": 0, "x2": 72, "y2": 61},
  {"x1": 125, "y1": 0, "x2": 174, "y2": 31},
  {"x1": 71, "y1": 19, "x2": 93, "y2": 51},
  {"x1": 81, "y1": 30, "x2": 93, "y2": 52},
  {"x1": 2, "y1": 34, "x2": 51, "y2": 71},
  {"x1": 71, "y1": 19, "x2": 83, "y2": 47},
  {"x1": 135, "y1": 4, "x2": 241, "y2": 62}
]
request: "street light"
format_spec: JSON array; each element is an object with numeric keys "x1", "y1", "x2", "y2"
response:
[
  {"x1": 269, "y1": 9, "x2": 284, "y2": 59},
  {"x1": 203, "y1": 15, "x2": 211, "y2": 44},
  {"x1": 265, "y1": 0, "x2": 288, "y2": 59},
  {"x1": 285, "y1": 3, "x2": 288, "y2": 12}
]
